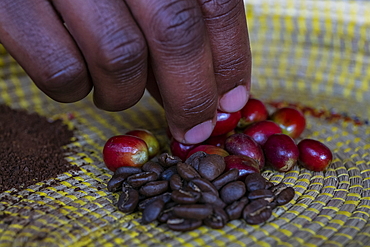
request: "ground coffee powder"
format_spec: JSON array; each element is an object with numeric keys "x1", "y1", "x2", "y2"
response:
[{"x1": 0, "y1": 104, "x2": 79, "y2": 193}]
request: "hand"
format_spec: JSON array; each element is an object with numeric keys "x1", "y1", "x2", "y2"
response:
[{"x1": 0, "y1": 0, "x2": 251, "y2": 144}]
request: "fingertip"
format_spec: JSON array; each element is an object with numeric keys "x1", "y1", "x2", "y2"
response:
[
  {"x1": 218, "y1": 85, "x2": 249, "y2": 113},
  {"x1": 171, "y1": 119, "x2": 215, "y2": 145}
]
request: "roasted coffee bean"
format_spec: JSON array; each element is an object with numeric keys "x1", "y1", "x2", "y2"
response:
[
  {"x1": 142, "y1": 161, "x2": 164, "y2": 176},
  {"x1": 244, "y1": 208, "x2": 272, "y2": 225},
  {"x1": 107, "y1": 175, "x2": 127, "y2": 192},
  {"x1": 184, "y1": 151, "x2": 207, "y2": 170},
  {"x1": 243, "y1": 198, "x2": 270, "y2": 224},
  {"x1": 161, "y1": 166, "x2": 178, "y2": 181},
  {"x1": 177, "y1": 162, "x2": 201, "y2": 181},
  {"x1": 197, "y1": 154, "x2": 226, "y2": 181},
  {"x1": 169, "y1": 174, "x2": 183, "y2": 191},
  {"x1": 225, "y1": 197, "x2": 249, "y2": 220},
  {"x1": 158, "y1": 208, "x2": 175, "y2": 223},
  {"x1": 188, "y1": 177, "x2": 219, "y2": 196},
  {"x1": 126, "y1": 171, "x2": 158, "y2": 188},
  {"x1": 167, "y1": 218, "x2": 203, "y2": 232},
  {"x1": 139, "y1": 180, "x2": 169, "y2": 197},
  {"x1": 275, "y1": 187, "x2": 295, "y2": 205},
  {"x1": 220, "y1": 181, "x2": 246, "y2": 204},
  {"x1": 117, "y1": 185, "x2": 139, "y2": 213},
  {"x1": 245, "y1": 173, "x2": 266, "y2": 192},
  {"x1": 107, "y1": 167, "x2": 143, "y2": 192},
  {"x1": 247, "y1": 189, "x2": 274, "y2": 202},
  {"x1": 157, "y1": 153, "x2": 182, "y2": 167},
  {"x1": 138, "y1": 192, "x2": 172, "y2": 211},
  {"x1": 203, "y1": 207, "x2": 229, "y2": 229},
  {"x1": 171, "y1": 189, "x2": 201, "y2": 204},
  {"x1": 265, "y1": 181, "x2": 275, "y2": 190},
  {"x1": 212, "y1": 168, "x2": 239, "y2": 190},
  {"x1": 115, "y1": 166, "x2": 143, "y2": 176},
  {"x1": 271, "y1": 183, "x2": 288, "y2": 195},
  {"x1": 173, "y1": 204, "x2": 213, "y2": 220},
  {"x1": 142, "y1": 198, "x2": 165, "y2": 224},
  {"x1": 199, "y1": 192, "x2": 227, "y2": 209}
]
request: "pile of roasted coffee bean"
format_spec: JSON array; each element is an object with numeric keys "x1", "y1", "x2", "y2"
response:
[{"x1": 107, "y1": 151, "x2": 295, "y2": 231}]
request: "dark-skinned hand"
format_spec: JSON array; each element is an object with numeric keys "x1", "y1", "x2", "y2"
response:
[{"x1": 0, "y1": 0, "x2": 251, "y2": 144}]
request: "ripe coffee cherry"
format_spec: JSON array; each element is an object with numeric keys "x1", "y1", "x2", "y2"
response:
[
  {"x1": 298, "y1": 139, "x2": 333, "y2": 171},
  {"x1": 126, "y1": 129, "x2": 160, "y2": 158},
  {"x1": 263, "y1": 134, "x2": 299, "y2": 172},
  {"x1": 103, "y1": 135, "x2": 149, "y2": 172},
  {"x1": 243, "y1": 120, "x2": 282, "y2": 145},
  {"x1": 238, "y1": 98, "x2": 269, "y2": 128},
  {"x1": 224, "y1": 155, "x2": 260, "y2": 180},
  {"x1": 270, "y1": 107, "x2": 306, "y2": 139},
  {"x1": 224, "y1": 133, "x2": 265, "y2": 170},
  {"x1": 211, "y1": 110, "x2": 241, "y2": 136},
  {"x1": 170, "y1": 139, "x2": 198, "y2": 161}
]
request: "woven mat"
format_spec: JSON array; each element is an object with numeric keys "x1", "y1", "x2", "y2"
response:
[{"x1": 1, "y1": 1, "x2": 370, "y2": 246}]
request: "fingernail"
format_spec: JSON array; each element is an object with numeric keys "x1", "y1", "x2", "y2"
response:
[
  {"x1": 219, "y1": 85, "x2": 249, "y2": 112},
  {"x1": 183, "y1": 120, "x2": 214, "y2": 144}
]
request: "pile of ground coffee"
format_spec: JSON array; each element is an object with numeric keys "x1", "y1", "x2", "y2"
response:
[{"x1": 0, "y1": 104, "x2": 79, "y2": 193}]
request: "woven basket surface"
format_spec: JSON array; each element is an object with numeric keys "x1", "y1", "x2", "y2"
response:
[{"x1": 1, "y1": 1, "x2": 370, "y2": 246}]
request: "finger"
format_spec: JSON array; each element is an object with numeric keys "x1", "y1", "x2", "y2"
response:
[
  {"x1": 198, "y1": 0, "x2": 252, "y2": 113},
  {"x1": 145, "y1": 63, "x2": 164, "y2": 107},
  {"x1": 126, "y1": 0, "x2": 219, "y2": 144},
  {"x1": 0, "y1": 0, "x2": 92, "y2": 103},
  {"x1": 52, "y1": 0, "x2": 148, "y2": 111}
]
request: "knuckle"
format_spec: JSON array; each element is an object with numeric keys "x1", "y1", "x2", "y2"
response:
[
  {"x1": 96, "y1": 36, "x2": 147, "y2": 77},
  {"x1": 39, "y1": 58, "x2": 86, "y2": 93},
  {"x1": 167, "y1": 86, "x2": 217, "y2": 126},
  {"x1": 150, "y1": 1, "x2": 204, "y2": 53}
]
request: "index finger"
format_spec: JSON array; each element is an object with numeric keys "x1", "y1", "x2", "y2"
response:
[
  {"x1": 199, "y1": 0, "x2": 252, "y2": 113},
  {"x1": 126, "y1": 0, "x2": 218, "y2": 144}
]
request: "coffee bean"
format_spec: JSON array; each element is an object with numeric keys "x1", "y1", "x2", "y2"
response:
[
  {"x1": 115, "y1": 166, "x2": 143, "y2": 176},
  {"x1": 117, "y1": 185, "x2": 139, "y2": 213},
  {"x1": 184, "y1": 151, "x2": 207, "y2": 170},
  {"x1": 203, "y1": 207, "x2": 229, "y2": 229},
  {"x1": 157, "y1": 202, "x2": 177, "y2": 223},
  {"x1": 271, "y1": 183, "x2": 288, "y2": 195},
  {"x1": 139, "y1": 180, "x2": 169, "y2": 197},
  {"x1": 158, "y1": 208, "x2": 174, "y2": 223},
  {"x1": 225, "y1": 197, "x2": 249, "y2": 220},
  {"x1": 171, "y1": 189, "x2": 201, "y2": 204},
  {"x1": 169, "y1": 174, "x2": 183, "y2": 191},
  {"x1": 243, "y1": 198, "x2": 271, "y2": 224},
  {"x1": 107, "y1": 174, "x2": 127, "y2": 192},
  {"x1": 247, "y1": 189, "x2": 274, "y2": 202},
  {"x1": 220, "y1": 181, "x2": 246, "y2": 204},
  {"x1": 188, "y1": 177, "x2": 219, "y2": 196},
  {"x1": 138, "y1": 192, "x2": 172, "y2": 211},
  {"x1": 177, "y1": 162, "x2": 201, "y2": 181},
  {"x1": 107, "y1": 166, "x2": 143, "y2": 192},
  {"x1": 199, "y1": 192, "x2": 227, "y2": 209},
  {"x1": 275, "y1": 187, "x2": 295, "y2": 205},
  {"x1": 157, "y1": 153, "x2": 182, "y2": 167},
  {"x1": 244, "y1": 173, "x2": 266, "y2": 192},
  {"x1": 173, "y1": 204, "x2": 213, "y2": 220},
  {"x1": 142, "y1": 198, "x2": 165, "y2": 224},
  {"x1": 142, "y1": 161, "x2": 164, "y2": 176},
  {"x1": 161, "y1": 166, "x2": 178, "y2": 181},
  {"x1": 197, "y1": 154, "x2": 226, "y2": 181},
  {"x1": 126, "y1": 171, "x2": 158, "y2": 188},
  {"x1": 212, "y1": 168, "x2": 239, "y2": 190},
  {"x1": 265, "y1": 181, "x2": 275, "y2": 190},
  {"x1": 244, "y1": 208, "x2": 272, "y2": 225},
  {"x1": 167, "y1": 218, "x2": 203, "y2": 232}
]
